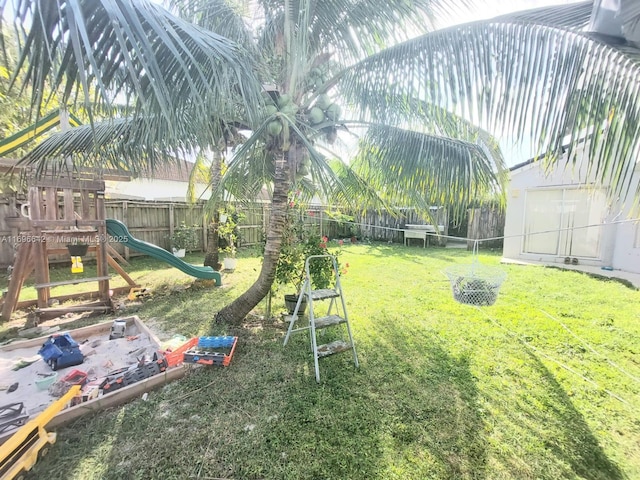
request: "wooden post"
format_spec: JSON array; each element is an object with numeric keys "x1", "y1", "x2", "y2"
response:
[
  {"x1": 30, "y1": 187, "x2": 50, "y2": 308},
  {"x1": 169, "y1": 204, "x2": 175, "y2": 239},
  {"x1": 107, "y1": 254, "x2": 137, "y2": 287},
  {"x1": 1, "y1": 243, "x2": 34, "y2": 320},
  {"x1": 94, "y1": 186, "x2": 110, "y2": 302},
  {"x1": 63, "y1": 188, "x2": 74, "y2": 221},
  {"x1": 81, "y1": 190, "x2": 91, "y2": 219},
  {"x1": 45, "y1": 187, "x2": 57, "y2": 221}
]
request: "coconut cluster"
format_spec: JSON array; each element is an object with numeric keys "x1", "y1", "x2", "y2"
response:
[
  {"x1": 307, "y1": 67, "x2": 327, "y2": 92},
  {"x1": 263, "y1": 93, "x2": 299, "y2": 138},
  {"x1": 307, "y1": 93, "x2": 341, "y2": 126}
]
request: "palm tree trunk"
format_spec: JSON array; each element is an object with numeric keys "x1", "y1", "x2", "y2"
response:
[
  {"x1": 204, "y1": 215, "x2": 220, "y2": 269},
  {"x1": 215, "y1": 149, "x2": 291, "y2": 324},
  {"x1": 204, "y1": 148, "x2": 223, "y2": 269}
]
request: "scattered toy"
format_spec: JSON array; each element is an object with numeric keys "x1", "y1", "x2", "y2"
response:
[
  {"x1": 100, "y1": 352, "x2": 168, "y2": 394},
  {"x1": 11, "y1": 358, "x2": 39, "y2": 371},
  {"x1": 128, "y1": 287, "x2": 149, "y2": 300},
  {"x1": 0, "y1": 402, "x2": 28, "y2": 433},
  {"x1": 61, "y1": 369, "x2": 88, "y2": 387},
  {"x1": 109, "y1": 319, "x2": 128, "y2": 340},
  {"x1": 38, "y1": 333, "x2": 84, "y2": 371},
  {"x1": 0, "y1": 385, "x2": 81, "y2": 479},
  {"x1": 182, "y1": 336, "x2": 238, "y2": 367}
]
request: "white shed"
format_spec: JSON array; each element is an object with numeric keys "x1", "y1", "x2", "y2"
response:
[{"x1": 503, "y1": 147, "x2": 640, "y2": 274}]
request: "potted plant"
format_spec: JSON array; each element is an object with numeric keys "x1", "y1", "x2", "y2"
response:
[
  {"x1": 218, "y1": 210, "x2": 242, "y2": 271},
  {"x1": 274, "y1": 206, "x2": 341, "y2": 315},
  {"x1": 66, "y1": 242, "x2": 89, "y2": 257},
  {"x1": 221, "y1": 245, "x2": 237, "y2": 271},
  {"x1": 169, "y1": 222, "x2": 199, "y2": 258}
]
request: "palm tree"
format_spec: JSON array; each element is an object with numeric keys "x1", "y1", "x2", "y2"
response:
[{"x1": 4, "y1": 0, "x2": 639, "y2": 325}]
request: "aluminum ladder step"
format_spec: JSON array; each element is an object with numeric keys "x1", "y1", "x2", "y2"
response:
[
  {"x1": 314, "y1": 314, "x2": 346, "y2": 329},
  {"x1": 307, "y1": 289, "x2": 340, "y2": 301},
  {"x1": 317, "y1": 340, "x2": 352, "y2": 358}
]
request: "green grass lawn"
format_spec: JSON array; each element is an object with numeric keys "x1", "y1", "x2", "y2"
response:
[{"x1": 3, "y1": 243, "x2": 640, "y2": 479}]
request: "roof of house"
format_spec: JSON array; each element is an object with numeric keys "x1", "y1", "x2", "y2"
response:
[
  {"x1": 140, "y1": 159, "x2": 201, "y2": 183},
  {"x1": 509, "y1": 158, "x2": 536, "y2": 172},
  {"x1": 0, "y1": 157, "x2": 206, "y2": 183}
]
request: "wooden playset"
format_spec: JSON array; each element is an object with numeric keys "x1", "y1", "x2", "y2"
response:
[{"x1": 1, "y1": 175, "x2": 139, "y2": 321}]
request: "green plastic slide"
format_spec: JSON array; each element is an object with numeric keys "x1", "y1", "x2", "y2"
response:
[{"x1": 106, "y1": 219, "x2": 221, "y2": 284}]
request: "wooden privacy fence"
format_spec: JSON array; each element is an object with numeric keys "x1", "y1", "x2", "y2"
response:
[
  {"x1": 0, "y1": 197, "x2": 500, "y2": 268},
  {"x1": 0, "y1": 198, "x2": 268, "y2": 267},
  {"x1": 104, "y1": 201, "x2": 266, "y2": 259},
  {"x1": 302, "y1": 206, "x2": 449, "y2": 243},
  {"x1": 466, "y1": 207, "x2": 505, "y2": 249}
]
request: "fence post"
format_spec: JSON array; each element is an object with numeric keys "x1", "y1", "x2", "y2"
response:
[
  {"x1": 122, "y1": 200, "x2": 130, "y2": 259},
  {"x1": 169, "y1": 204, "x2": 175, "y2": 239},
  {"x1": 201, "y1": 204, "x2": 208, "y2": 252}
]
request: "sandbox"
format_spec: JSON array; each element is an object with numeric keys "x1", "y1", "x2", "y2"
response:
[{"x1": 0, "y1": 316, "x2": 189, "y2": 444}]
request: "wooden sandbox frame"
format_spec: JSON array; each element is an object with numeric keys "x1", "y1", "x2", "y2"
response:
[{"x1": 0, "y1": 315, "x2": 190, "y2": 445}]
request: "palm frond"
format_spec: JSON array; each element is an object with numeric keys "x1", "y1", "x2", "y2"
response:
[
  {"x1": 494, "y1": 1, "x2": 592, "y2": 29},
  {"x1": 351, "y1": 125, "x2": 503, "y2": 220},
  {"x1": 308, "y1": 0, "x2": 471, "y2": 63},
  {"x1": 6, "y1": 0, "x2": 262, "y2": 146},
  {"x1": 186, "y1": 151, "x2": 214, "y2": 204},
  {"x1": 338, "y1": 6, "x2": 640, "y2": 201},
  {"x1": 324, "y1": 158, "x2": 395, "y2": 214},
  {"x1": 17, "y1": 115, "x2": 201, "y2": 177},
  {"x1": 169, "y1": 0, "x2": 257, "y2": 51}
]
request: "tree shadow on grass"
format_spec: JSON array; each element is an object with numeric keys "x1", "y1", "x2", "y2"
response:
[
  {"x1": 271, "y1": 317, "x2": 489, "y2": 479},
  {"x1": 27, "y1": 318, "x2": 487, "y2": 480},
  {"x1": 522, "y1": 350, "x2": 624, "y2": 480},
  {"x1": 29, "y1": 305, "x2": 624, "y2": 479}
]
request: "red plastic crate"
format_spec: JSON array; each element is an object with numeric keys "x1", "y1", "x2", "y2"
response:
[
  {"x1": 182, "y1": 336, "x2": 238, "y2": 367},
  {"x1": 162, "y1": 337, "x2": 198, "y2": 368},
  {"x1": 61, "y1": 369, "x2": 88, "y2": 386}
]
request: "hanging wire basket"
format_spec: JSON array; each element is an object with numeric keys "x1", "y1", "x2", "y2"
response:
[{"x1": 445, "y1": 263, "x2": 506, "y2": 306}]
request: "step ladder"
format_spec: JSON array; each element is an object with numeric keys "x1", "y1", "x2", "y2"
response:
[{"x1": 283, "y1": 254, "x2": 359, "y2": 382}]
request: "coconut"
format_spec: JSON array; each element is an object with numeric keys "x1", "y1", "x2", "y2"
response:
[
  {"x1": 277, "y1": 94, "x2": 291, "y2": 108},
  {"x1": 308, "y1": 107, "x2": 325, "y2": 125},
  {"x1": 316, "y1": 93, "x2": 331, "y2": 110},
  {"x1": 325, "y1": 103, "x2": 342, "y2": 122},
  {"x1": 264, "y1": 105, "x2": 278, "y2": 116},
  {"x1": 280, "y1": 103, "x2": 298, "y2": 116},
  {"x1": 267, "y1": 120, "x2": 283, "y2": 136}
]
